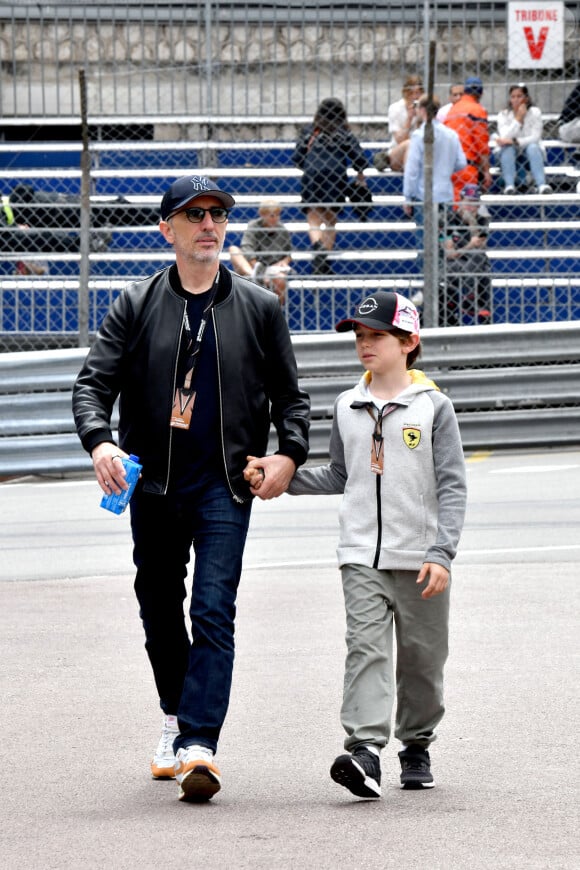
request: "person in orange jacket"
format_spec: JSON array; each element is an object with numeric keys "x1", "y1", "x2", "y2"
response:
[{"x1": 444, "y1": 76, "x2": 492, "y2": 202}]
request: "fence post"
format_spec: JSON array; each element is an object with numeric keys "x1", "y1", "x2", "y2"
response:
[
  {"x1": 204, "y1": 0, "x2": 214, "y2": 115},
  {"x1": 78, "y1": 69, "x2": 91, "y2": 348},
  {"x1": 422, "y1": 39, "x2": 439, "y2": 328}
]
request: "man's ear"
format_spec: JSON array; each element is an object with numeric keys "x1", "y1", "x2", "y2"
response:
[{"x1": 159, "y1": 220, "x2": 174, "y2": 245}]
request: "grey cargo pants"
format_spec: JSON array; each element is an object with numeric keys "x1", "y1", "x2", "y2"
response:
[{"x1": 340, "y1": 563, "x2": 450, "y2": 751}]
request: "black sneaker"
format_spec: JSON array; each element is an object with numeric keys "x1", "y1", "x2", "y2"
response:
[
  {"x1": 330, "y1": 746, "x2": 381, "y2": 798},
  {"x1": 398, "y1": 744, "x2": 434, "y2": 789}
]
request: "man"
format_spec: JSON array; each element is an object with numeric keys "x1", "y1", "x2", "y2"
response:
[
  {"x1": 436, "y1": 83, "x2": 464, "y2": 123},
  {"x1": 403, "y1": 95, "x2": 467, "y2": 213},
  {"x1": 73, "y1": 174, "x2": 310, "y2": 803},
  {"x1": 444, "y1": 76, "x2": 492, "y2": 201},
  {"x1": 403, "y1": 95, "x2": 466, "y2": 283},
  {"x1": 440, "y1": 182, "x2": 492, "y2": 326},
  {"x1": 229, "y1": 198, "x2": 292, "y2": 304}
]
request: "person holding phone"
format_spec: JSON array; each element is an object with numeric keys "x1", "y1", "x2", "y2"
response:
[{"x1": 494, "y1": 83, "x2": 551, "y2": 194}]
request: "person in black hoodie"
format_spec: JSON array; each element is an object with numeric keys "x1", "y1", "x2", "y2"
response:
[{"x1": 292, "y1": 98, "x2": 369, "y2": 275}]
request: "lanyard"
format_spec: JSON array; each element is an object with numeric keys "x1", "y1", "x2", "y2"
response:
[
  {"x1": 179, "y1": 273, "x2": 219, "y2": 393},
  {"x1": 364, "y1": 403, "x2": 398, "y2": 475}
]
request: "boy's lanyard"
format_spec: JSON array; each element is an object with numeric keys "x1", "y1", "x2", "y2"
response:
[
  {"x1": 364, "y1": 402, "x2": 398, "y2": 475},
  {"x1": 170, "y1": 274, "x2": 219, "y2": 430}
]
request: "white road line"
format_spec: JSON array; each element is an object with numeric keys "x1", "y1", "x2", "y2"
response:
[
  {"x1": 245, "y1": 543, "x2": 580, "y2": 569},
  {"x1": 489, "y1": 465, "x2": 580, "y2": 474}
]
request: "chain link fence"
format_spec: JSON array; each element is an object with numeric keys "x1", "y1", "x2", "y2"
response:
[{"x1": 0, "y1": 1, "x2": 579, "y2": 350}]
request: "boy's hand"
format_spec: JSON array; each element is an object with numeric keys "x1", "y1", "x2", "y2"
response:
[
  {"x1": 417, "y1": 562, "x2": 449, "y2": 599},
  {"x1": 244, "y1": 454, "x2": 296, "y2": 499},
  {"x1": 243, "y1": 457, "x2": 265, "y2": 490}
]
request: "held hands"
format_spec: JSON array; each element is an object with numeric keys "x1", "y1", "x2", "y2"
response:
[
  {"x1": 91, "y1": 442, "x2": 130, "y2": 495},
  {"x1": 244, "y1": 454, "x2": 296, "y2": 500},
  {"x1": 416, "y1": 562, "x2": 449, "y2": 599}
]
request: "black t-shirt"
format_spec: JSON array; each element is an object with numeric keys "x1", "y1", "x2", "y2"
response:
[{"x1": 168, "y1": 273, "x2": 224, "y2": 496}]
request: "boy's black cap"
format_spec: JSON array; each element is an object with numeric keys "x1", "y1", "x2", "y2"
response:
[
  {"x1": 160, "y1": 175, "x2": 235, "y2": 220},
  {"x1": 335, "y1": 291, "x2": 420, "y2": 336}
]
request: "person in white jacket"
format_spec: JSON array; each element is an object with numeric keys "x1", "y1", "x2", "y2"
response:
[
  {"x1": 495, "y1": 83, "x2": 551, "y2": 194},
  {"x1": 245, "y1": 291, "x2": 467, "y2": 800}
]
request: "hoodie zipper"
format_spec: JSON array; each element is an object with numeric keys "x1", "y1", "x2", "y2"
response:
[
  {"x1": 371, "y1": 403, "x2": 398, "y2": 568},
  {"x1": 373, "y1": 473, "x2": 382, "y2": 568}
]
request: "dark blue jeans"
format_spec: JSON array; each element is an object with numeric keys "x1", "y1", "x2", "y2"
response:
[{"x1": 130, "y1": 481, "x2": 252, "y2": 753}]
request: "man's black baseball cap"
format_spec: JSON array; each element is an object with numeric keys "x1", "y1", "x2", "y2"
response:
[{"x1": 160, "y1": 175, "x2": 235, "y2": 220}]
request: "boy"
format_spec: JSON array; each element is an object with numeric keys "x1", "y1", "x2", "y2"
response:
[{"x1": 245, "y1": 291, "x2": 467, "y2": 799}]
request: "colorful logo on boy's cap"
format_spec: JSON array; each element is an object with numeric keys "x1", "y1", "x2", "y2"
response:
[{"x1": 393, "y1": 299, "x2": 420, "y2": 335}]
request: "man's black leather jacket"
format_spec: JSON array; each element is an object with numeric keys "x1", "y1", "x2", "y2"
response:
[{"x1": 73, "y1": 264, "x2": 310, "y2": 502}]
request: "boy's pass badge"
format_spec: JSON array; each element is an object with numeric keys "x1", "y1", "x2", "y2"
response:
[{"x1": 371, "y1": 433, "x2": 384, "y2": 474}]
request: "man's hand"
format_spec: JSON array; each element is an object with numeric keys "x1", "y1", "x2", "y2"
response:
[
  {"x1": 416, "y1": 562, "x2": 449, "y2": 599},
  {"x1": 91, "y1": 442, "x2": 129, "y2": 495},
  {"x1": 244, "y1": 454, "x2": 296, "y2": 499}
]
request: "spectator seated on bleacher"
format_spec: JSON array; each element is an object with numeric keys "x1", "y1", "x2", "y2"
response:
[
  {"x1": 373, "y1": 75, "x2": 424, "y2": 173},
  {"x1": 229, "y1": 199, "x2": 292, "y2": 305},
  {"x1": 440, "y1": 183, "x2": 492, "y2": 327},
  {"x1": 557, "y1": 81, "x2": 580, "y2": 146},
  {"x1": 444, "y1": 76, "x2": 493, "y2": 202},
  {"x1": 1, "y1": 188, "x2": 84, "y2": 256},
  {"x1": 492, "y1": 83, "x2": 552, "y2": 194}
]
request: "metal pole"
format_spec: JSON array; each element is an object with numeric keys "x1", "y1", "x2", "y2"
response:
[
  {"x1": 205, "y1": 0, "x2": 213, "y2": 115},
  {"x1": 422, "y1": 40, "x2": 438, "y2": 328},
  {"x1": 78, "y1": 69, "x2": 91, "y2": 348}
]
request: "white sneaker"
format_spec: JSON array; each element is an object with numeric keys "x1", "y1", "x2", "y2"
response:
[
  {"x1": 538, "y1": 184, "x2": 552, "y2": 194},
  {"x1": 504, "y1": 185, "x2": 516, "y2": 195},
  {"x1": 174, "y1": 744, "x2": 222, "y2": 802},
  {"x1": 151, "y1": 714, "x2": 179, "y2": 779}
]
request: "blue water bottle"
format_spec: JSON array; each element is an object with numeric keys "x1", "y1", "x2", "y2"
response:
[{"x1": 100, "y1": 454, "x2": 143, "y2": 515}]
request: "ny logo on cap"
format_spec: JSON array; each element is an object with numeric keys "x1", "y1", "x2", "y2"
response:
[{"x1": 189, "y1": 175, "x2": 211, "y2": 191}]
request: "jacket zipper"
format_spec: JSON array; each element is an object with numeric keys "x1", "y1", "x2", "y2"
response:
[
  {"x1": 162, "y1": 300, "x2": 186, "y2": 495},
  {"x1": 213, "y1": 308, "x2": 244, "y2": 503}
]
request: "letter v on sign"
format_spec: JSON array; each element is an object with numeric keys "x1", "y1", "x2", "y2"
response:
[{"x1": 523, "y1": 25, "x2": 549, "y2": 60}]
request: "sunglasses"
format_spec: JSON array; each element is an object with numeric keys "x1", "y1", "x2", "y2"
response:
[{"x1": 181, "y1": 206, "x2": 230, "y2": 224}]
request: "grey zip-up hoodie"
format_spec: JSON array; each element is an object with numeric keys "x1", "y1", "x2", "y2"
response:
[{"x1": 288, "y1": 370, "x2": 467, "y2": 571}]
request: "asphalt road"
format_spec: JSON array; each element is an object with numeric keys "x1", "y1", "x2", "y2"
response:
[{"x1": 1, "y1": 448, "x2": 579, "y2": 870}]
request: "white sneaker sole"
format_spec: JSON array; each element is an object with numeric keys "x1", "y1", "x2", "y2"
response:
[{"x1": 330, "y1": 755, "x2": 381, "y2": 799}]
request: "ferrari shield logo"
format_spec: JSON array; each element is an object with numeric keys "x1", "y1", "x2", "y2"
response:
[{"x1": 403, "y1": 427, "x2": 421, "y2": 449}]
